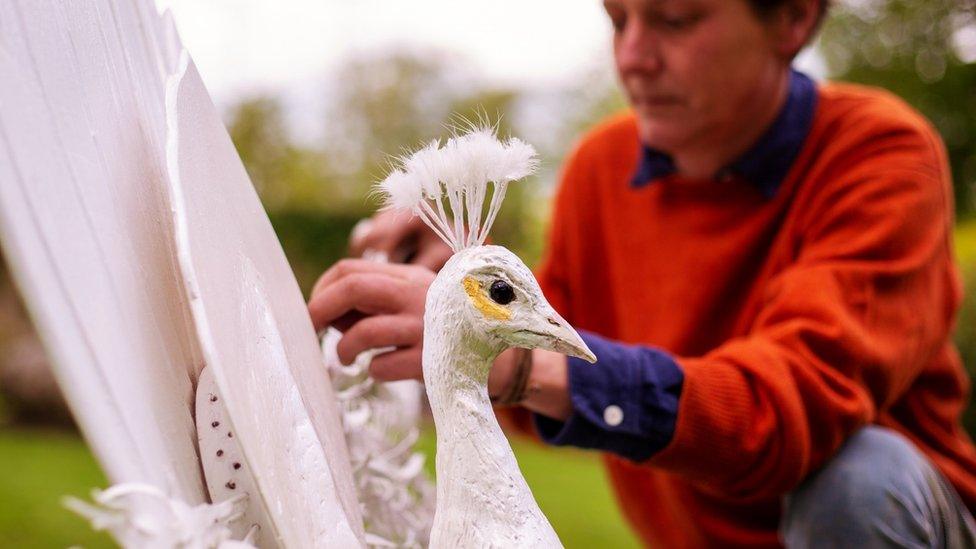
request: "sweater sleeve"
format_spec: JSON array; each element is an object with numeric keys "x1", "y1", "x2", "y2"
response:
[{"x1": 649, "y1": 124, "x2": 961, "y2": 499}]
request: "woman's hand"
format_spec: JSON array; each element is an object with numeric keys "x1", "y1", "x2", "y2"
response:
[
  {"x1": 308, "y1": 259, "x2": 570, "y2": 418},
  {"x1": 308, "y1": 259, "x2": 434, "y2": 381},
  {"x1": 307, "y1": 258, "x2": 520, "y2": 394},
  {"x1": 349, "y1": 210, "x2": 454, "y2": 272}
]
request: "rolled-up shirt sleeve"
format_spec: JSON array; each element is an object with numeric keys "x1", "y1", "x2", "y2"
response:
[{"x1": 533, "y1": 330, "x2": 684, "y2": 462}]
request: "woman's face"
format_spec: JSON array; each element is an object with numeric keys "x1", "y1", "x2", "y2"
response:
[{"x1": 605, "y1": 0, "x2": 794, "y2": 153}]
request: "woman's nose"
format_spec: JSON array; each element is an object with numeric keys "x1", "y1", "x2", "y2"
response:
[{"x1": 615, "y1": 21, "x2": 664, "y2": 76}]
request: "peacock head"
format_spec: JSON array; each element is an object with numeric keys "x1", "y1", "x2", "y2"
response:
[
  {"x1": 437, "y1": 245, "x2": 595, "y2": 362},
  {"x1": 375, "y1": 121, "x2": 595, "y2": 362}
]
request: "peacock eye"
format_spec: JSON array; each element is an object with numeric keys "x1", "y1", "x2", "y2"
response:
[{"x1": 489, "y1": 280, "x2": 515, "y2": 305}]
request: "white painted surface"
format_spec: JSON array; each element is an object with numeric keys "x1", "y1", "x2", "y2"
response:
[
  {"x1": 423, "y1": 246, "x2": 571, "y2": 549},
  {"x1": 0, "y1": 0, "x2": 206, "y2": 503},
  {"x1": 0, "y1": 3, "x2": 366, "y2": 547},
  {"x1": 196, "y1": 367, "x2": 277, "y2": 547},
  {"x1": 166, "y1": 53, "x2": 364, "y2": 547}
]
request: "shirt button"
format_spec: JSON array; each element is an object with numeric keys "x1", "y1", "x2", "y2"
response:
[{"x1": 603, "y1": 405, "x2": 624, "y2": 427}]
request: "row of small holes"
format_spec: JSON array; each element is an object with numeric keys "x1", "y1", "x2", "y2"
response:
[
  {"x1": 209, "y1": 394, "x2": 240, "y2": 489},
  {"x1": 210, "y1": 394, "x2": 241, "y2": 490}
]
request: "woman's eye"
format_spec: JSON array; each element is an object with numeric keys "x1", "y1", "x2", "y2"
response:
[
  {"x1": 663, "y1": 17, "x2": 689, "y2": 29},
  {"x1": 659, "y1": 13, "x2": 701, "y2": 31},
  {"x1": 605, "y1": 5, "x2": 627, "y2": 33},
  {"x1": 489, "y1": 280, "x2": 516, "y2": 305}
]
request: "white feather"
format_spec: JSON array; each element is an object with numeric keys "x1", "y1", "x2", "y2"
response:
[
  {"x1": 497, "y1": 137, "x2": 540, "y2": 183},
  {"x1": 377, "y1": 170, "x2": 423, "y2": 211},
  {"x1": 403, "y1": 140, "x2": 445, "y2": 199},
  {"x1": 375, "y1": 123, "x2": 538, "y2": 251}
]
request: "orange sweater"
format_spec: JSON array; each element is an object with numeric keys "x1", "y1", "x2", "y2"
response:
[{"x1": 530, "y1": 82, "x2": 976, "y2": 547}]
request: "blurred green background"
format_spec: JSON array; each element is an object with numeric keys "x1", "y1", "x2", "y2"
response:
[{"x1": 2, "y1": 0, "x2": 976, "y2": 546}]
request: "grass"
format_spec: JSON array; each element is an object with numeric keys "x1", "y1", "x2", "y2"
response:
[
  {"x1": 0, "y1": 428, "x2": 113, "y2": 548},
  {"x1": 0, "y1": 425, "x2": 639, "y2": 548}
]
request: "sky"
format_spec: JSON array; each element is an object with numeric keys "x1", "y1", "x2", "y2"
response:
[{"x1": 155, "y1": 0, "x2": 615, "y2": 107}]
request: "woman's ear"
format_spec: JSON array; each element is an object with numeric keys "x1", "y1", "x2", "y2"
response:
[{"x1": 765, "y1": 0, "x2": 825, "y2": 61}]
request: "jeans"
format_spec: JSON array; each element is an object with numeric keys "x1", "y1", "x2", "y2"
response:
[{"x1": 781, "y1": 426, "x2": 976, "y2": 548}]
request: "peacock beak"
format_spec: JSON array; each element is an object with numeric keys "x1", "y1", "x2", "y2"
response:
[{"x1": 538, "y1": 312, "x2": 597, "y2": 364}]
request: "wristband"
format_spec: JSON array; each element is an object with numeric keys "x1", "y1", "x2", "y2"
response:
[{"x1": 491, "y1": 348, "x2": 533, "y2": 406}]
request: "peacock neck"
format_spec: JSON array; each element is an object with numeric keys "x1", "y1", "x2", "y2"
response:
[{"x1": 422, "y1": 271, "x2": 560, "y2": 548}]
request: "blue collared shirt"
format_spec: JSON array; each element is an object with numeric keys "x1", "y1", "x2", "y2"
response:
[
  {"x1": 631, "y1": 69, "x2": 818, "y2": 197},
  {"x1": 533, "y1": 70, "x2": 818, "y2": 462}
]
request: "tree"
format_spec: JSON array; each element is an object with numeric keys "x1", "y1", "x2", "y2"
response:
[{"x1": 821, "y1": 0, "x2": 976, "y2": 215}]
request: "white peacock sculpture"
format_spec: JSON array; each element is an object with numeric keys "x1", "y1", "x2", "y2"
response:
[
  {"x1": 374, "y1": 127, "x2": 596, "y2": 548},
  {"x1": 0, "y1": 0, "x2": 593, "y2": 546}
]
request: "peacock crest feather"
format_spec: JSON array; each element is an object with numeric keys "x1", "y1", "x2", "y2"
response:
[{"x1": 375, "y1": 122, "x2": 539, "y2": 250}]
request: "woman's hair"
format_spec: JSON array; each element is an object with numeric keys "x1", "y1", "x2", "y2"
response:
[
  {"x1": 748, "y1": 0, "x2": 829, "y2": 23},
  {"x1": 748, "y1": 0, "x2": 830, "y2": 53}
]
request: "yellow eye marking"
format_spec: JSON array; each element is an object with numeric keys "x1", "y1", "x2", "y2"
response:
[{"x1": 462, "y1": 276, "x2": 512, "y2": 321}]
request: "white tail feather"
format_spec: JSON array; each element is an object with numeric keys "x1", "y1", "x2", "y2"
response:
[
  {"x1": 63, "y1": 483, "x2": 254, "y2": 548},
  {"x1": 375, "y1": 124, "x2": 538, "y2": 251}
]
